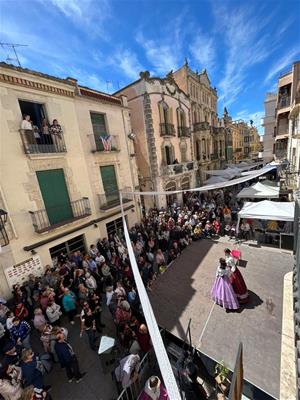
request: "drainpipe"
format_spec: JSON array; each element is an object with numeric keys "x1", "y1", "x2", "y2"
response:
[{"x1": 0, "y1": 184, "x2": 18, "y2": 239}]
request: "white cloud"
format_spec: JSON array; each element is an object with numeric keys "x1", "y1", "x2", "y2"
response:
[
  {"x1": 111, "y1": 49, "x2": 144, "y2": 81},
  {"x1": 264, "y1": 47, "x2": 300, "y2": 84},
  {"x1": 233, "y1": 110, "x2": 265, "y2": 134},
  {"x1": 46, "y1": 0, "x2": 111, "y2": 36},
  {"x1": 136, "y1": 32, "x2": 180, "y2": 75},
  {"x1": 214, "y1": 3, "x2": 276, "y2": 106},
  {"x1": 189, "y1": 32, "x2": 216, "y2": 73}
]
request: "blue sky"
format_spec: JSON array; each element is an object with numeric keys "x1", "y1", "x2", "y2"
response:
[{"x1": 1, "y1": 0, "x2": 299, "y2": 133}]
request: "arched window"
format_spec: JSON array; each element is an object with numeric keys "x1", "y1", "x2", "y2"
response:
[
  {"x1": 193, "y1": 110, "x2": 197, "y2": 124},
  {"x1": 196, "y1": 140, "x2": 201, "y2": 161},
  {"x1": 180, "y1": 141, "x2": 187, "y2": 162},
  {"x1": 165, "y1": 181, "x2": 177, "y2": 206},
  {"x1": 181, "y1": 177, "x2": 190, "y2": 190},
  {"x1": 201, "y1": 138, "x2": 206, "y2": 159},
  {"x1": 165, "y1": 145, "x2": 172, "y2": 165},
  {"x1": 158, "y1": 101, "x2": 169, "y2": 124}
]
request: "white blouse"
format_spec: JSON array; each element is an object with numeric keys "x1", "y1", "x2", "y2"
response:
[{"x1": 21, "y1": 120, "x2": 32, "y2": 130}]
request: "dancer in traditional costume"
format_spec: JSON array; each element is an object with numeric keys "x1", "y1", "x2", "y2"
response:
[
  {"x1": 211, "y1": 258, "x2": 239, "y2": 310},
  {"x1": 224, "y1": 248, "x2": 249, "y2": 304}
]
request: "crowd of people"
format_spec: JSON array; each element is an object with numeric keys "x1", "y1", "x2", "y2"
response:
[{"x1": 0, "y1": 188, "x2": 255, "y2": 400}]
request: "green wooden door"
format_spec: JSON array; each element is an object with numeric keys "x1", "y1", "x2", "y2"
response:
[
  {"x1": 37, "y1": 169, "x2": 73, "y2": 225},
  {"x1": 91, "y1": 112, "x2": 107, "y2": 151},
  {"x1": 100, "y1": 165, "x2": 119, "y2": 204}
]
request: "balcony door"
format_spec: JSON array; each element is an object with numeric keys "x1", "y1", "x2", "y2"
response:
[
  {"x1": 37, "y1": 169, "x2": 73, "y2": 225},
  {"x1": 100, "y1": 165, "x2": 119, "y2": 205},
  {"x1": 90, "y1": 112, "x2": 108, "y2": 151}
]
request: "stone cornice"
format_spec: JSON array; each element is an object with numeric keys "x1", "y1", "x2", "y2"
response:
[{"x1": 0, "y1": 72, "x2": 74, "y2": 97}]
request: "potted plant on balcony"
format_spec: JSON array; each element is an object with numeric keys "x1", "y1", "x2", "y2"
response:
[{"x1": 214, "y1": 360, "x2": 230, "y2": 394}]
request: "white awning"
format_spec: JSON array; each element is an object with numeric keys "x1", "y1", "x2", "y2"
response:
[
  {"x1": 204, "y1": 176, "x2": 228, "y2": 185},
  {"x1": 237, "y1": 182, "x2": 280, "y2": 199},
  {"x1": 238, "y1": 200, "x2": 295, "y2": 221}
]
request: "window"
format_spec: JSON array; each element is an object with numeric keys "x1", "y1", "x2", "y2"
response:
[
  {"x1": 196, "y1": 141, "x2": 201, "y2": 160},
  {"x1": 100, "y1": 165, "x2": 119, "y2": 203},
  {"x1": 177, "y1": 108, "x2": 186, "y2": 129},
  {"x1": 90, "y1": 112, "x2": 107, "y2": 136},
  {"x1": 90, "y1": 112, "x2": 108, "y2": 151},
  {"x1": 49, "y1": 234, "x2": 86, "y2": 259},
  {"x1": 36, "y1": 169, "x2": 73, "y2": 225},
  {"x1": 165, "y1": 145, "x2": 172, "y2": 165},
  {"x1": 180, "y1": 142, "x2": 187, "y2": 162},
  {"x1": 106, "y1": 217, "x2": 126, "y2": 237},
  {"x1": 19, "y1": 100, "x2": 47, "y2": 128}
]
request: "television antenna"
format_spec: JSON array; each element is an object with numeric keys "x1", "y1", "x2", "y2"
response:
[{"x1": 0, "y1": 42, "x2": 28, "y2": 67}]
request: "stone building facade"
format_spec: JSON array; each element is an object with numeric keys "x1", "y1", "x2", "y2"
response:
[
  {"x1": 173, "y1": 63, "x2": 225, "y2": 183},
  {"x1": 0, "y1": 62, "x2": 139, "y2": 298},
  {"x1": 262, "y1": 92, "x2": 276, "y2": 162},
  {"x1": 115, "y1": 71, "x2": 198, "y2": 209}
]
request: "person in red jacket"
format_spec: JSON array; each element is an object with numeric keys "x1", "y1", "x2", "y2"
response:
[{"x1": 136, "y1": 324, "x2": 152, "y2": 354}]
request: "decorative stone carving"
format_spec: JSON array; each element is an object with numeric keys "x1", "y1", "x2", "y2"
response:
[{"x1": 139, "y1": 71, "x2": 151, "y2": 81}]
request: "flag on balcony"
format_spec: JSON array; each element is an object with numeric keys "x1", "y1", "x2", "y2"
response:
[{"x1": 100, "y1": 135, "x2": 112, "y2": 151}]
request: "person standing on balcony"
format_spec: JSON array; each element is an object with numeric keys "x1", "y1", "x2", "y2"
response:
[
  {"x1": 21, "y1": 115, "x2": 35, "y2": 146},
  {"x1": 49, "y1": 119, "x2": 63, "y2": 147},
  {"x1": 40, "y1": 118, "x2": 52, "y2": 145}
]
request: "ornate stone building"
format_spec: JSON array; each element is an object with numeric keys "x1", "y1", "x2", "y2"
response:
[
  {"x1": 115, "y1": 71, "x2": 197, "y2": 209},
  {"x1": 173, "y1": 62, "x2": 226, "y2": 183},
  {"x1": 0, "y1": 62, "x2": 139, "y2": 298}
]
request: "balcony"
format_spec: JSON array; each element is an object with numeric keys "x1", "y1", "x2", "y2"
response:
[
  {"x1": 162, "y1": 161, "x2": 198, "y2": 176},
  {"x1": 98, "y1": 187, "x2": 133, "y2": 210},
  {"x1": 160, "y1": 123, "x2": 176, "y2": 136},
  {"x1": 178, "y1": 126, "x2": 191, "y2": 138},
  {"x1": 89, "y1": 134, "x2": 119, "y2": 152},
  {"x1": 278, "y1": 96, "x2": 291, "y2": 109},
  {"x1": 193, "y1": 121, "x2": 210, "y2": 132},
  {"x1": 19, "y1": 129, "x2": 67, "y2": 155},
  {"x1": 212, "y1": 127, "x2": 219, "y2": 134},
  {"x1": 29, "y1": 197, "x2": 91, "y2": 233}
]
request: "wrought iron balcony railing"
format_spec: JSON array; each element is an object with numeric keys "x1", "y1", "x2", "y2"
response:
[
  {"x1": 178, "y1": 126, "x2": 191, "y2": 138},
  {"x1": 160, "y1": 123, "x2": 176, "y2": 136},
  {"x1": 278, "y1": 96, "x2": 291, "y2": 109},
  {"x1": 162, "y1": 161, "x2": 198, "y2": 176},
  {"x1": 98, "y1": 187, "x2": 133, "y2": 210},
  {"x1": 29, "y1": 197, "x2": 91, "y2": 233},
  {"x1": 193, "y1": 121, "x2": 210, "y2": 132},
  {"x1": 19, "y1": 129, "x2": 67, "y2": 154},
  {"x1": 89, "y1": 134, "x2": 119, "y2": 152}
]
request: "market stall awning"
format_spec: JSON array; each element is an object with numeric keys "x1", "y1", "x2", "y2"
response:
[
  {"x1": 238, "y1": 200, "x2": 295, "y2": 221},
  {"x1": 204, "y1": 176, "x2": 228, "y2": 185},
  {"x1": 236, "y1": 182, "x2": 280, "y2": 199}
]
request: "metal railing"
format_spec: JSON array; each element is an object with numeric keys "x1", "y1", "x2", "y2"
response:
[
  {"x1": 117, "y1": 350, "x2": 157, "y2": 400},
  {"x1": 88, "y1": 134, "x2": 119, "y2": 152},
  {"x1": 178, "y1": 126, "x2": 191, "y2": 137},
  {"x1": 293, "y1": 190, "x2": 300, "y2": 400},
  {"x1": 160, "y1": 123, "x2": 176, "y2": 136},
  {"x1": 278, "y1": 96, "x2": 291, "y2": 109},
  {"x1": 19, "y1": 129, "x2": 67, "y2": 154},
  {"x1": 29, "y1": 197, "x2": 91, "y2": 233},
  {"x1": 162, "y1": 161, "x2": 198, "y2": 176},
  {"x1": 98, "y1": 187, "x2": 133, "y2": 210},
  {"x1": 193, "y1": 121, "x2": 210, "y2": 131}
]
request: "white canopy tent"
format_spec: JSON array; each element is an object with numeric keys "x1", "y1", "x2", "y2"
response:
[
  {"x1": 236, "y1": 182, "x2": 280, "y2": 199},
  {"x1": 204, "y1": 176, "x2": 228, "y2": 185},
  {"x1": 237, "y1": 200, "x2": 295, "y2": 223},
  {"x1": 204, "y1": 167, "x2": 240, "y2": 179}
]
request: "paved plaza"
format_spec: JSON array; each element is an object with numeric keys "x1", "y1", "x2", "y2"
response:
[{"x1": 149, "y1": 239, "x2": 293, "y2": 399}]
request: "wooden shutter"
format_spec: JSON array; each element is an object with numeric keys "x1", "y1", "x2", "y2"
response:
[
  {"x1": 100, "y1": 165, "x2": 119, "y2": 202},
  {"x1": 37, "y1": 169, "x2": 73, "y2": 225}
]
